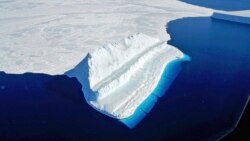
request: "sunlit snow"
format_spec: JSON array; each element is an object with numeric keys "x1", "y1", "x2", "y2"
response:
[{"x1": 0, "y1": 0, "x2": 213, "y2": 74}]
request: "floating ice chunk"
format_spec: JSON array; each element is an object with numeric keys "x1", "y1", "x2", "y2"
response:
[{"x1": 66, "y1": 33, "x2": 188, "y2": 121}]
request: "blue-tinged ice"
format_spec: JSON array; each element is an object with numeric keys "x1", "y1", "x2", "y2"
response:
[{"x1": 121, "y1": 55, "x2": 191, "y2": 128}]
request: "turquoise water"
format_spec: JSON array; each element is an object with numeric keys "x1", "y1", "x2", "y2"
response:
[{"x1": 120, "y1": 55, "x2": 191, "y2": 128}]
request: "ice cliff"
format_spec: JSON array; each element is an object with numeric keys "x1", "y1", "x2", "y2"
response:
[{"x1": 212, "y1": 12, "x2": 250, "y2": 25}]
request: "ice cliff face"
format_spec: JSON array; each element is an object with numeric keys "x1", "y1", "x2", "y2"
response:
[{"x1": 66, "y1": 33, "x2": 184, "y2": 119}]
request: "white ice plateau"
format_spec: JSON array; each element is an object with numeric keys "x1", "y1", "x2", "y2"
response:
[
  {"x1": 0, "y1": 0, "x2": 214, "y2": 75},
  {"x1": 66, "y1": 33, "x2": 184, "y2": 119}
]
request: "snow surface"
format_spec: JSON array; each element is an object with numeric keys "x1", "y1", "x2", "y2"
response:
[
  {"x1": 0, "y1": 0, "x2": 214, "y2": 74},
  {"x1": 66, "y1": 33, "x2": 184, "y2": 119}
]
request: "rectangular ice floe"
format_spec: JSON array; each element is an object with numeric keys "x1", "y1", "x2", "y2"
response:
[
  {"x1": 212, "y1": 12, "x2": 250, "y2": 25},
  {"x1": 66, "y1": 33, "x2": 190, "y2": 128}
]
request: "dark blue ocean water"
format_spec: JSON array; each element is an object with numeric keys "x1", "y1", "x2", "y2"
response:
[{"x1": 0, "y1": 16, "x2": 249, "y2": 141}]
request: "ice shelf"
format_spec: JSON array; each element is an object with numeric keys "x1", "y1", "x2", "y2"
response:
[{"x1": 66, "y1": 33, "x2": 190, "y2": 128}]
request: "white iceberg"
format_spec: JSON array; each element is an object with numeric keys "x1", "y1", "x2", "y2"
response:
[
  {"x1": 66, "y1": 33, "x2": 188, "y2": 121},
  {"x1": 212, "y1": 11, "x2": 250, "y2": 25}
]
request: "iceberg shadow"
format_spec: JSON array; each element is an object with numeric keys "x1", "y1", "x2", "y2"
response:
[{"x1": 65, "y1": 53, "x2": 97, "y2": 101}]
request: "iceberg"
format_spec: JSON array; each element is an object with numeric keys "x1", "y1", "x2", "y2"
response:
[
  {"x1": 66, "y1": 33, "x2": 190, "y2": 128},
  {"x1": 212, "y1": 12, "x2": 250, "y2": 25}
]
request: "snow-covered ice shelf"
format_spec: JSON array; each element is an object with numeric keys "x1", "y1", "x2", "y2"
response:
[
  {"x1": 0, "y1": 0, "x2": 212, "y2": 75},
  {"x1": 66, "y1": 33, "x2": 190, "y2": 127}
]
